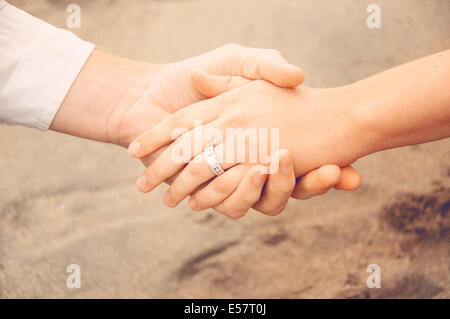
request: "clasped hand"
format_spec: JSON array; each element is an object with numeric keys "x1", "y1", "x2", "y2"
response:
[{"x1": 125, "y1": 45, "x2": 362, "y2": 218}]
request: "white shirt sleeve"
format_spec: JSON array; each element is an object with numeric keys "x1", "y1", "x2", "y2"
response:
[{"x1": 0, "y1": 1, "x2": 95, "y2": 130}]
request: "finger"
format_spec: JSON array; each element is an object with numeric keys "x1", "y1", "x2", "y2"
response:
[
  {"x1": 135, "y1": 121, "x2": 226, "y2": 194},
  {"x1": 188, "y1": 164, "x2": 251, "y2": 211},
  {"x1": 334, "y1": 166, "x2": 362, "y2": 191},
  {"x1": 127, "y1": 97, "x2": 223, "y2": 158},
  {"x1": 139, "y1": 147, "x2": 183, "y2": 186},
  {"x1": 213, "y1": 165, "x2": 268, "y2": 219},
  {"x1": 162, "y1": 119, "x2": 272, "y2": 204},
  {"x1": 163, "y1": 143, "x2": 240, "y2": 207},
  {"x1": 217, "y1": 44, "x2": 305, "y2": 87},
  {"x1": 163, "y1": 140, "x2": 247, "y2": 206},
  {"x1": 252, "y1": 149, "x2": 295, "y2": 216},
  {"x1": 291, "y1": 165, "x2": 342, "y2": 200},
  {"x1": 191, "y1": 70, "x2": 251, "y2": 98}
]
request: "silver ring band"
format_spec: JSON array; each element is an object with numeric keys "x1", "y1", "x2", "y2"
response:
[{"x1": 205, "y1": 145, "x2": 224, "y2": 176}]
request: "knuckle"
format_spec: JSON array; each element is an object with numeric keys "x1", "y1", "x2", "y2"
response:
[
  {"x1": 222, "y1": 43, "x2": 241, "y2": 51},
  {"x1": 224, "y1": 74, "x2": 234, "y2": 86},
  {"x1": 271, "y1": 176, "x2": 296, "y2": 196},
  {"x1": 167, "y1": 183, "x2": 184, "y2": 200},
  {"x1": 261, "y1": 205, "x2": 286, "y2": 216},
  {"x1": 270, "y1": 206, "x2": 286, "y2": 216},
  {"x1": 243, "y1": 195, "x2": 258, "y2": 206},
  {"x1": 222, "y1": 109, "x2": 241, "y2": 126},
  {"x1": 212, "y1": 205, "x2": 227, "y2": 215},
  {"x1": 313, "y1": 189, "x2": 328, "y2": 197},
  {"x1": 211, "y1": 180, "x2": 232, "y2": 196},
  {"x1": 215, "y1": 202, "x2": 248, "y2": 219},
  {"x1": 148, "y1": 166, "x2": 164, "y2": 182},
  {"x1": 187, "y1": 162, "x2": 210, "y2": 179},
  {"x1": 227, "y1": 209, "x2": 247, "y2": 219},
  {"x1": 282, "y1": 178, "x2": 296, "y2": 194},
  {"x1": 318, "y1": 182, "x2": 332, "y2": 193},
  {"x1": 212, "y1": 97, "x2": 227, "y2": 115},
  {"x1": 246, "y1": 55, "x2": 260, "y2": 77},
  {"x1": 279, "y1": 149, "x2": 292, "y2": 158},
  {"x1": 291, "y1": 188, "x2": 311, "y2": 200},
  {"x1": 169, "y1": 109, "x2": 186, "y2": 127},
  {"x1": 266, "y1": 48, "x2": 282, "y2": 57}
]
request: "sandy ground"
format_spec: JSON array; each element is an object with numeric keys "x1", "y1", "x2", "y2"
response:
[{"x1": 0, "y1": 0, "x2": 449, "y2": 298}]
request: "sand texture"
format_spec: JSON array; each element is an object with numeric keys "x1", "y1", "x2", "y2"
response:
[{"x1": 0, "y1": 0, "x2": 449, "y2": 298}]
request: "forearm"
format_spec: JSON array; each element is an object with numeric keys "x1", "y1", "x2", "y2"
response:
[
  {"x1": 49, "y1": 49, "x2": 153, "y2": 144},
  {"x1": 351, "y1": 50, "x2": 450, "y2": 156}
]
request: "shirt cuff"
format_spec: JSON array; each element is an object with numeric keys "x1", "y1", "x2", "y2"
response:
[{"x1": 0, "y1": 1, "x2": 95, "y2": 130}]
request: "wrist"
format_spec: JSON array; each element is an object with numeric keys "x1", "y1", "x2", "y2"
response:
[
  {"x1": 287, "y1": 85, "x2": 366, "y2": 175},
  {"x1": 319, "y1": 84, "x2": 375, "y2": 163},
  {"x1": 50, "y1": 49, "x2": 156, "y2": 145},
  {"x1": 346, "y1": 80, "x2": 388, "y2": 157}
]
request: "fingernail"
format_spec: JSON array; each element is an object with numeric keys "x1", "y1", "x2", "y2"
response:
[
  {"x1": 128, "y1": 141, "x2": 141, "y2": 157},
  {"x1": 188, "y1": 198, "x2": 197, "y2": 210},
  {"x1": 136, "y1": 175, "x2": 148, "y2": 192},
  {"x1": 163, "y1": 192, "x2": 175, "y2": 207},
  {"x1": 254, "y1": 174, "x2": 265, "y2": 186},
  {"x1": 281, "y1": 158, "x2": 292, "y2": 175}
]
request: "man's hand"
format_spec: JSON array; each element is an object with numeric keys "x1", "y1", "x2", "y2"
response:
[
  {"x1": 111, "y1": 43, "x2": 306, "y2": 147},
  {"x1": 127, "y1": 76, "x2": 364, "y2": 217}
]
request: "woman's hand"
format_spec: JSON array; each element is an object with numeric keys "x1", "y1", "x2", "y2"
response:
[
  {"x1": 179, "y1": 73, "x2": 361, "y2": 217},
  {"x1": 128, "y1": 74, "x2": 365, "y2": 211}
]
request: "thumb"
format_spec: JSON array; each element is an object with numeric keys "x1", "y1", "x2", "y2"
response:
[
  {"x1": 245, "y1": 55, "x2": 305, "y2": 88},
  {"x1": 218, "y1": 44, "x2": 305, "y2": 88},
  {"x1": 333, "y1": 166, "x2": 362, "y2": 191},
  {"x1": 191, "y1": 69, "x2": 251, "y2": 98}
]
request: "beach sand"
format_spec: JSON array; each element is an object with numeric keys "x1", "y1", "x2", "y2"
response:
[{"x1": 0, "y1": 0, "x2": 449, "y2": 298}]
